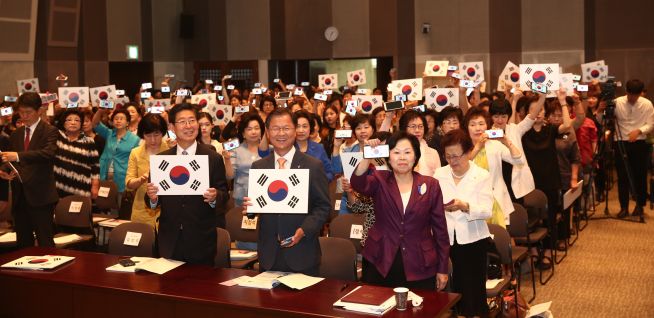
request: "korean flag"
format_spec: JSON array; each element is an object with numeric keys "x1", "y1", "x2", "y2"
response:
[
  {"x1": 546, "y1": 73, "x2": 575, "y2": 97},
  {"x1": 191, "y1": 93, "x2": 217, "y2": 107},
  {"x1": 458, "y1": 61, "x2": 485, "y2": 84},
  {"x1": 424, "y1": 60, "x2": 449, "y2": 77},
  {"x1": 353, "y1": 95, "x2": 384, "y2": 114},
  {"x1": 145, "y1": 99, "x2": 172, "y2": 110},
  {"x1": 319, "y1": 74, "x2": 338, "y2": 89},
  {"x1": 247, "y1": 169, "x2": 310, "y2": 214},
  {"x1": 425, "y1": 88, "x2": 459, "y2": 111},
  {"x1": 497, "y1": 61, "x2": 520, "y2": 91},
  {"x1": 520, "y1": 63, "x2": 560, "y2": 92},
  {"x1": 581, "y1": 60, "x2": 608, "y2": 83},
  {"x1": 58, "y1": 87, "x2": 90, "y2": 107},
  {"x1": 16, "y1": 78, "x2": 40, "y2": 94},
  {"x1": 112, "y1": 96, "x2": 130, "y2": 109},
  {"x1": 341, "y1": 152, "x2": 362, "y2": 180},
  {"x1": 150, "y1": 155, "x2": 210, "y2": 196},
  {"x1": 203, "y1": 104, "x2": 233, "y2": 125},
  {"x1": 347, "y1": 69, "x2": 367, "y2": 86},
  {"x1": 390, "y1": 78, "x2": 423, "y2": 101},
  {"x1": 90, "y1": 85, "x2": 117, "y2": 107}
]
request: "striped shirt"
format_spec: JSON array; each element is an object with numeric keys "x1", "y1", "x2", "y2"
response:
[{"x1": 54, "y1": 131, "x2": 100, "y2": 197}]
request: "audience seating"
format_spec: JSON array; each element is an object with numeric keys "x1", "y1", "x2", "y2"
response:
[
  {"x1": 215, "y1": 227, "x2": 231, "y2": 269},
  {"x1": 53, "y1": 195, "x2": 95, "y2": 249},
  {"x1": 508, "y1": 203, "x2": 537, "y2": 303},
  {"x1": 486, "y1": 224, "x2": 513, "y2": 303},
  {"x1": 224, "y1": 206, "x2": 258, "y2": 269},
  {"x1": 520, "y1": 190, "x2": 554, "y2": 285},
  {"x1": 107, "y1": 222, "x2": 156, "y2": 257},
  {"x1": 328, "y1": 213, "x2": 365, "y2": 254},
  {"x1": 95, "y1": 180, "x2": 119, "y2": 213},
  {"x1": 318, "y1": 236, "x2": 357, "y2": 281}
]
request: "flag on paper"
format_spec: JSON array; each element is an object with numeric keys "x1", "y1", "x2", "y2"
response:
[
  {"x1": 425, "y1": 88, "x2": 459, "y2": 111},
  {"x1": 16, "y1": 78, "x2": 40, "y2": 94},
  {"x1": 547, "y1": 73, "x2": 575, "y2": 97},
  {"x1": 389, "y1": 78, "x2": 423, "y2": 101},
  {"x1": 319, "y1": 74, "x2": 338, "y2": 89},
  {"x1": 581, "y1": 60, "x2": 608, "y2": 83},
  {"x1": 145, "y1": 99, "x2": 172, "y2": 110},
  {"x1": 458, "y1": 61, "x2": 485, "y2": 84},
  {"x1": 520, "y1": 64, "x2": 560, "y2": 92},
  {"x1": 113, "y1": 96, "x2": 130, "y2": 109},
  {"x1": 150, "y1": 155, "x2": 210, "y2": 196},
  {"x1": 191, "y1": 93, "x2": 217, "y2": 107},
  {"x1": 353, "y1": 95, "x2": 384, "y2": 114},
  {"x1": 90, "y1": 85, "x2": 117, "y2": 107},
  {"x1": 39, "y1": 93, "x2": 59, "y2": 104},
  {"x1": 347, "y1": 69, "x2": 366, "y2": 86},
  {"x1": 497, "y1": 61, "x2": 520, "y2": 91},
  {"x1": 247, "y1": 169, "x2": 310, "y2": 214},
  {"x1": 424, "y1": 60, "x2": 449, "y2": 77},
  {"x1": 58, "y1": 87, "x2": 90, "y2": 107},
  {"x1": 340, "y1": 152, "x2": 362, "y2": 180},
  {"x1": 203, "y1": 104, "x2": 232, "y2": 125}
]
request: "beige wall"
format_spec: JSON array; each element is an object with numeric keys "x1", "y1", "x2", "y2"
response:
[
  {"x1": 107, "y1": 0, "x2": 142, "y2": 61},
  {"x1": 0, "y1": 62, "x2": 35, "y2": 96},
  {"x1": 226, "y1": 0, "x2": 271, "y2": 60},
  {"x1": 331, "y1": 0, "x2": 370, "y2": 58},
  {"x1": 152, "y1": 0, "x2": 184, "y2": 61}
]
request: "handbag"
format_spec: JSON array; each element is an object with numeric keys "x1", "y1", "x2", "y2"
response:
[{"x1": 500, "y1": 289, "x2": 529, "y2": 318}]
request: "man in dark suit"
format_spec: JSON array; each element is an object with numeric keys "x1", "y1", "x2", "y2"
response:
[
  {"x1": 0, "y1": 92, "x2": 59, "y2": 248},
  {"x1": 245, "y1": 108, "x2": 330, "y2": 276},
  {"x1": 146, "y1": 103, "x2": 228, "y2": 266}
]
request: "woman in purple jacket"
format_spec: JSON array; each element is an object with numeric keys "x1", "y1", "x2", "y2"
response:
[{"x1": 350, "y1": 132, "x2": 449, "y2": 291}]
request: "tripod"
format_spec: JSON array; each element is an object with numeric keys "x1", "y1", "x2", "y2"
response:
[{"x1": 588, "y1": 113, "x2": 645, "y2": 224}]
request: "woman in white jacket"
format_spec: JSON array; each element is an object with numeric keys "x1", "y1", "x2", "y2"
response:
[{"x1": 434, "y1": 129, "x2": 493, "y2": 318}]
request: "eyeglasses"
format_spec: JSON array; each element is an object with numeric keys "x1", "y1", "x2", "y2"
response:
[
  {"x1": 175, "y1": 119, "x2": 197, "y2": 126},
  {"x1": 407, "y1": 124, "x2": 424, "y2": 130},
  {"x1": 269, "y1": 127, "x2": 294, "y2": 134},
  {"x1": 445, "y1": 153, "x2": 466, "y2": 161}
]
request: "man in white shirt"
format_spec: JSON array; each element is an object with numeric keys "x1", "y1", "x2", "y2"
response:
[{"x1": 613, "y1": 79, "x2": 654, "y2": 218}]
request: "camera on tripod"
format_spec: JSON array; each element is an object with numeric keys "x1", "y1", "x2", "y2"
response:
[{"x1": 599, "y1": 77, "x2": 618, "y2": 119}]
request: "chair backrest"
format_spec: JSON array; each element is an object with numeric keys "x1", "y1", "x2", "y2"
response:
[
  {"x1": 319, "y1": 236, "x2": 357, "y2": 281},
  {"x1": 328, "y1": 213, "x2": 365, "y2": 253},
  {"x1": 107, "y1": 222, "x2": 156, "y2": 257},
  {"x1": 54, "y1": 195, "x2": 93, "y2": 229},
  {"x1": 215, "y1": 227, "x2": 231, "y2": 268},
  {"x1": 95, "y1": 180, "x2": 119, "y2": 210},
  {"x1": 225, "y1": 207, "x2": 258, "y2": 243},
  {"x1": 507, "y1": 203, "x2": 529, "y2": 238},
  {"x1": 488, "y1": 224, "x2": 512, "y2": 266},
  {"x1": 522, "y1": 189, "x2": 549, "y2": 221},
  {"x1": 328, "y1": 178, "x2": 340, "y2": 221}
]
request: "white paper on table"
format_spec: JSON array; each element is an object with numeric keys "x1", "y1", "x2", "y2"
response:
[
  {"x1": 54, "y1": 234, "x2": 82, "y2": 245},
  {"x1": 247, "y1": 169, "x2": 309, "y2": 214},
  {"x1": 0, "y1": 232, "x2": 16, "y2": 243},
  {"x1": 220, "y1": 275, "x2": 252, "y2": 286},
  {"x1": 150, "y1": 155, "x2": 210, "y2": 196},
  {"x1": 563, "y1": 180, "x2": 583, "y2": 209},
  {"x1": 276, "y1": 273, "x2": 324, "y2": 290}
]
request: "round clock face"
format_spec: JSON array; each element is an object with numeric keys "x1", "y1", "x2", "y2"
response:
[{"x1": 324, "y1": 26, "x2": 339, "y2": 42}]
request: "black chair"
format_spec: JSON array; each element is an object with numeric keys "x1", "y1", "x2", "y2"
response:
[
  {"x1": 507, "y1": 203, "x2": 537, "y2": 303},
  {"x1": 328, "y1": 178, "x2": 341, "y2": 221},
  {"x1": 521, "y1": 190, "x2": 554, "y2": 285},
  {"x1": 486, "y1": 224, "x2": 513, "y2": 303},
  {"x1": 107, "y1": 222, "x2": 156, "y2": 257},
  {"x1": 318, "y1": 237, "x2": 357, "y2": 281},
  {"x1": 224, "y1": 207, "x2": 258, "y2": 269},
  {"x1": 215, "y1": 227, "x2": 231, "y2": 269},
  {"x1": 95, "y1": 180, "x2": 119, "y2": 213},
  {"x1": 328, "y1": 213, "x2": 365, "y2": 254},
  {"x1": 53, "y1": 195, "x2": 95, "y2": 249}
]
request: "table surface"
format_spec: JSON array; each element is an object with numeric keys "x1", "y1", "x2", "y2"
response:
[{"x1": 0, "y1": 247, "x2": 460, "y2": 317}]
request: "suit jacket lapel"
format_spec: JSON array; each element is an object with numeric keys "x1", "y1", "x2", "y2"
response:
[
  {"x1": 29, "y1": 121, "x2": 46, "y2": 151},
  {"x1": 403, "y1": 172, "x2": 422, "y2": 217},
  {"x1": 290, "y1": 151, "x2": 305, "y2": 169}
]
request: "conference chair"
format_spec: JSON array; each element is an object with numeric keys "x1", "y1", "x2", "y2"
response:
[
  {"x1": 107, "y1": 222, "x2": 156, "y2": 257},
  {"x1": 53, "y1": 195, "x2": 95, "y2": 249},
  {"x1": 507, "y1": 203, "x2": 537, "y2": 303},
  {"x1": 225, "y1": 206, "x2": 258, "y2": 269},
  {"x1": 95, "y1": 180, "x2": 119, "y2": 213},
  {"x1": 318, "y1": 236, "x2": 357, "y2": 281},
  {"x1": 215, "y1": 227, "x2": 231, "y2": 269},
  {"x1": 328, "y1": 213, "x2": 365, "y2": 254},
  {"x1": 487, "y1": 224, "x2": 517, "y2": 316},
  {"x1": 520, "y1": 190, "x2": 554, "y2": 285},
  {"x1": 328, "y1": 178, "x2": 341, "y2": 222}
]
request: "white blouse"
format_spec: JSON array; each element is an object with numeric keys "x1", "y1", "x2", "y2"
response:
[{"x1": 434, "y1": 162, "x2": 493, "y2": 245}]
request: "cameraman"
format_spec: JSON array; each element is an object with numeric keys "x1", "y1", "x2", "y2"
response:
[{"x1": 614, "y1": 79, "x2": 654, "y2": 218}]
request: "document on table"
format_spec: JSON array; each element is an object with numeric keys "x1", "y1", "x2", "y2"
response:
[
  {"x1": 333, "y1": 286, "x2": 396, "y2": 316},
  {"x1": 0, "y1": 232, "x2": 16, "y2": 243},
  {"x1": 106, "y1": 257, "x2": 184, "y2": 274},
  {"x1": 236, "y1": 271, "x2": 324, "y2": 290},
  {"x1": 53, "y1": 234, "x2": 82, "y2": 245}
]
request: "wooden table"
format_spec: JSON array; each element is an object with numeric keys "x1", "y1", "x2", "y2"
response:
[{"x1": 0, "y1": 247, "x2": 460, "y2": 318}]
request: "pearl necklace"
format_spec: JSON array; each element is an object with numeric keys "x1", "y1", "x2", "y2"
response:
[{"x1": 451, "y1": 168, "x2": 468, "y2": 179}]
